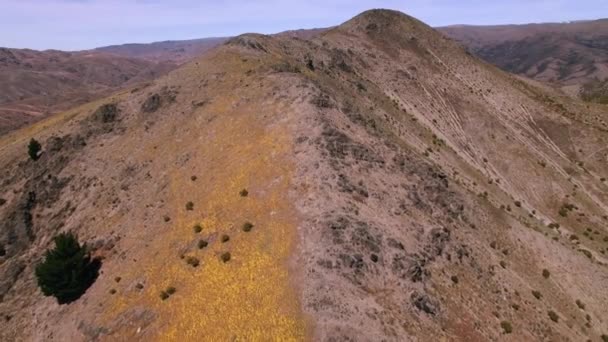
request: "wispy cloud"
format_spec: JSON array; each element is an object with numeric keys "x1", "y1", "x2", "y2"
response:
[{"x1": 1, "y1": 0, "x2": 606, "y2": 50}]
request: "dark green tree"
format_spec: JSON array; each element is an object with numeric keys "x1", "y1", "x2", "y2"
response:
[
  {"x1": 35, "y1": 232, "x2": 101, "y2": 304},
  {"x1": 28, "y1": 138, "x2": 41, "y2": 161}
]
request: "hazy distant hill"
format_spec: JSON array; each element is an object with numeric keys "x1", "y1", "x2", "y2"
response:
[{"x1": 439, "y1": 19, "x2": 608, "y2": 87}]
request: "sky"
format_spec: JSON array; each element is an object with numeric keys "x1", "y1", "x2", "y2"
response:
[{"x1": 1, "y1": 0, "x2": 607, "y2": 51}]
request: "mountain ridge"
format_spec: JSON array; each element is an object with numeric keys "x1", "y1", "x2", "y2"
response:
[{"x1": 0, "y1": 9, "x2": 607, "y2": 341}]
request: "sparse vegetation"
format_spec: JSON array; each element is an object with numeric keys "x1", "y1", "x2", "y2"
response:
[
  {"x1": 160, "y1": 286, "x2": 177, "y2": 300},
  {"x1": 240, "y1": 189, "x2": 249, "y2": 197},
  {"x1": 193, "y1": 224, "x2": 202, "y2": 233},
  {"x1": 221, "y1": 234, "x2": 230, "y2": 243},
  {"x1": 242, "y1": 222, "x2": 254, "y2": 232},
  {"x1": 575, "y1": 299, "x2": 585, "y2": 310},
  {"x1": 542, "y1": 269, "x2": 550, "y2": 278},
  {"x1": 451, "y1": 275, "x2": 459, "y2": 284},
  {"x1": 220, "y1": 252, "x2": 231, "y2": 262},
  {"x1": 186, "y1": 256, "x2": 200, "y2": 267},
  {"x1": 186, "y1": 201, "x2": 194, "y2": 211},
  {"x1": 197, "y1": 240, "x2": 208, "y2": 249},
  {"x1": 548, "y1": 310, "x2": 559, "y2": 322},
  {"x1": 500, "y1": 321, "x2": 513, "y2": 334},
  {"x1": 532, "y1": 290, "x2": 542, "y2": 300},
  {"x1": 35, "y1": 232, "x2": 101, "y2": 304},
  {"x1": 28, "y1": 138, "x2": 41, "y2": 161}
]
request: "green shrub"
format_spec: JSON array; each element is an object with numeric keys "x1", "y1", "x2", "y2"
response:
[
  {"x1": 35, "y1": 232, "x2": 101, "y2": 304},
  {"x1": 28, "y1": 138, "x2": 42, "y2": 161}
]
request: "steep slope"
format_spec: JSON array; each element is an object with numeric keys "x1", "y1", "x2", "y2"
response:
[
  {"x1": 0, "y1": 9, "x2": 607, "y2": 341},
  {"x1": 0, "y1": 48, "x2": 176, "y2": 135},
  {"x1": 439, "y1": 19, "x2": 608, "y2": 87}
]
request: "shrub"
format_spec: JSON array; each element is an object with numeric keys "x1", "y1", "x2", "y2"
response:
[
  {"x1": 548, "y1": 310, "x2": 559, "y2": 322},
  {"x1": 221, "y1": 235, "x2": 230, "y2": 243},
  {"x1": 500, "y1": 321, "x2": 513, "y2": 334},
  {"x1": 220, "y1": 252, "x2": 231, "y2": 262},
  {"x1": 186, "y1": 256, "x2": 200, "y2": 268},
  {"x1": 186, "y1": 202, "x2": 194, "y2": 211},
  {"x1": 542, "y1": 269, "x2": 550, "y2": 278},
  {"x1": 197, "y1": 240, "x2": 208, "y2": 249},
  {"x1": 160, "y1": 286, "x2": 176, "y2": 300},
  {"x1": 28, "y1": 138, "x2": 42, "y2": 161},
  {"x1": 532, "y1": 290, "x2": 542, "y2": 300},
  {"x1": 500, "y1": 261, "x2": 507, "y2": 269},
  {"x1": 114, "y1": 276, "x2": 121, "y2": 283},
  {"x1": 601, "y1": 334, "x2": 608, "y2": 342},
  {"x1": 193, "y1": 224, "x2": 202, "y2": 233},
  {"x1": 575, "y1": 299, "x2": 585, "y2": 310},
  {"x1": 451, "y1": 275, "x2": 459, "y2": 284},
  {"x1": 109, "y1": 289, "x2": 117, "y2": 295},
  {"x1": 35, "y1": 232, "x2": 101, "y2": 304},
  {"x1": 242, "y1": 222, "x2": 254, "y2": 232},
  {"x1": 239, "y1": 189, "x2": 249, "y2": 197},
  {"x1": 191, "y1": 175, "x2": 197, "y2": 181},
  {"x1": 514, "y1": 201, "x2": 522, "y2": 207}
]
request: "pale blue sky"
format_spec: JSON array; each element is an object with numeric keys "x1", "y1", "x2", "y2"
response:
[{"x1": 1, "y1": 0, "x2": 606, "y2": 51}]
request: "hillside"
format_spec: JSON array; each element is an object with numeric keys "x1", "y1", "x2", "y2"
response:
[
  {"x1": 0, "y1": 48, "x2": 176, "y2": 135},
  {"x1": 439, "y1": 19, "x2": 608, "y2": 87},
  {"x1": 0, "y1": 9, "x2": 607, "y2": 341},
  {"x1": 94, "y1": 37, "x2": 228, "y2": 64}
]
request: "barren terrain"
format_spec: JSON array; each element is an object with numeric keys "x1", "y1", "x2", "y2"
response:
[{"x1": 0, "y1": 9, "x2": 607, "y2": 341}]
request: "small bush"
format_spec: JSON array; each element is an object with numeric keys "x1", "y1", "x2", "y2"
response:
[
  {"x1": 499, "y1": 260, "x2": 507, "y2": 269},
  {"x1": 186, "y1": 202, "x2": 194, "y2": 211},
  {"x1": 548, "y1": 310, "x2": 559, "y2": 322},
  {"x1": 197, "y1": 240, "x2": 208, "y2": 249},
  {"x1": 575, "y1": 299, "x2": 585, "y2": 310},
  {"x1": 500, "y1": 321, "x2": 513, "y2": 334},
  {"x1": 239, "y1": 189, "x2": 249, "y2": 197},
  {"x1": 242, "y1": 222, "x2": 254, "y2": 232},
  {"x1": 221, "y1": 235, "x2": 230, "y2": 243},
  {"x1": 109, "y1": 289, "x2": 117, "y2": 295},
  {"x1": 220, "y1": 252, "x2": 231, "y2": 262},
  {"x1": 451, "y1": 275, "x2": 459, "y2": 284},
  {"x1": 601, "y1": 334, "x2": 608, "y2": 342},
  {"x1": 163, "y1": 216, "x2": 171, "y2": 222},
  {"x1": 191, "y1": 175, "x2": 197, "y2": 181},
  {"x1": 35, "y1": 232, "x2": 101, "y2": 304},
  {"x1": 532, "y1": 290, "x2": 542, "y2": 300},
  {"x1": 542, "y1": 269, "x2": 550, "y2": 278},
  {"x1": 28, "y1": 138, "x2": 42, "y2": 161},
  {"x1": 186, "y1": 256, "x2": 200, "y2": 268},
  {"x1": 514, "y1": 201, "x2": 522, "y2": 207},
  {"x1": 160, "y1": 286, "x2": 176, "y2": 300},
  {"x1": 511, "y1": 304, "x2": 520, "y2": 311},
  {"x1": 193, "y1": 224, "x2": 202, "y2": 233},
  {"x1": 114, "y1": 276, "x2": 121, "y2": 283}
]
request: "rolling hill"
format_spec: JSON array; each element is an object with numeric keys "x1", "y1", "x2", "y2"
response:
[
  {"x1": 0, "y1": 9, "x2": 607, "y2": 341},
  {"x1": 0, "y1": 48, "x2": 176, "y2": 135},
  {"x1": 439, "y1": 19, "x2": 608, "y2": 89}
]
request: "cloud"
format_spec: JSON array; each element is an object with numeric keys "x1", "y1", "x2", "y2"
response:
[{"x1": 1, "y1": 0, "x2": 606, "y2": 50}]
